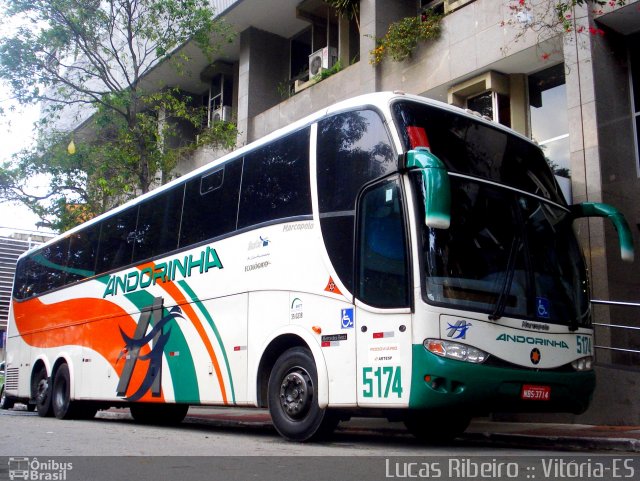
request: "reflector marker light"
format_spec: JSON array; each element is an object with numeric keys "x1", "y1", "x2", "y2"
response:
[{"x1": 373, "y1": 331, "x2": 395, "y2": 339}]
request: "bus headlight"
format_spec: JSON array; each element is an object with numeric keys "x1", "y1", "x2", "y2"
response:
[
  {"x1": 571, "y1": 356, "x2": 593, "y2": 371},
  {"x1": 424, "y1": 339, "x2": 489, "y2": 364}
]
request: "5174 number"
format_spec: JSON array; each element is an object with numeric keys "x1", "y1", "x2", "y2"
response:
[{"x1": 362, "y1": 366, "x2": 403, "y2": 398}]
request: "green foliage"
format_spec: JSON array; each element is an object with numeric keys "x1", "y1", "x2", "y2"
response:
[
  {"x1": 507, "y1": 1, "x2": 628, "y2": 48},
  {"x1": 369, "y1": 11, "x2": 443, "y2": 65},
  {"x1": 312, "y1": 59, "x2": 343, "y2": 81},
  {"x1": 553, "y1": 0, "x2": 627, "y2": 31},
  {"x1": 323, "y1": 0, "x2": 359, "y2": 20},
  {"x1": 0, "y1": 0, "x2": 237, "y2": 230}
]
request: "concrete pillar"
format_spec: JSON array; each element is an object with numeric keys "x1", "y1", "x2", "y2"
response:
[
  {"x1": 508, "y1": 74, "x2": 529, "y2": 137},
  {"x1": 237, "y1": 27, "x2": 289, "y2": 145},
  {"x1": 359, "y1": 0, "x2": 414, "y2": 93}
]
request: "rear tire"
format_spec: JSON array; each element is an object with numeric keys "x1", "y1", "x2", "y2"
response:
[
  {"x1": 0, "y1": 385, "x2": 14, "y2": 410},
  {"x1": 51, "y1": 364, "x2": 73, "y2": 419},
  {"x1": 403, "y1": 410, "x2": 470, "y2": 443},
  {"x1": 268, "y1": 347, "x2": 338, "y2": 442},
  {"x1": 33, "y1": 365, "x2": 53, "y2": 417},
  {"x1": 129, "y1": 403, "x2": 189, "y2": 425}
]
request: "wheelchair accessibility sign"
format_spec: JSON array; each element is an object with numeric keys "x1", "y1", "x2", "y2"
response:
[
  {"x1": 536, "y1": 297, "x2": 550, "y2": 319},
  {"x1": 341, "y1": 308, "x2": 354, "y2": 329}
]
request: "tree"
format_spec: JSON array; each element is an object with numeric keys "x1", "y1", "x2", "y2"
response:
[
  {"x1": 0, "y1": 0, "x2": 236, "y2": 231},
  {"x1": 506, "y1": 0, "x2": 628, "y2": 48}
]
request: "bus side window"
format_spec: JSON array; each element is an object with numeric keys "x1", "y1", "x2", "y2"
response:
[
  {"x1": 357, "y1": 179, "x2": 409, "y2": 308},
  {"x1": 180, "y1": 158, "x2": 243, "y2": 247},
  {"x1": 133, "y1": 185, "x2": 184, "y2": 262},
  {"x1": 237, "y1": 128, "x2": 311, "y2": 229},
  {"x1": 317, "y1": 110, "x2": 396, "y2": 295},
  {"x1": 40, "y1": 238, "x2": 70, "y2": 292},
  {"x1": 95, "y1": 207, "x2": 138, "y2": 274},
  {"x1": 66, "y1": 225, "x2": 99, "y2": 282}
]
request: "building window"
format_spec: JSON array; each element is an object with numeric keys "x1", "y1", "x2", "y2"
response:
[
  {"x1": 291, "y1": 27, "x2": 312, "y2": 81},
  {"x1": 630, "y1": 33, "x2": 640, "y2": 176},
  {"x1": 420, "y1": 0, "x2": 475, "y2": 14},
  {"x1": 448, "y1": 71, "x2": 511, "y2": 127},
  {"x1": 528, "y1": 64, "x2": 569, "y2": 178}
]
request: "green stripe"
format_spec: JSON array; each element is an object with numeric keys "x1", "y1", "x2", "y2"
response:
[
  {"x1": 124, "y1": 290, "x2": 200, "y2": 403},
  {"x1": 177, "y1": 280, "x2": 236, "y2": 404}
]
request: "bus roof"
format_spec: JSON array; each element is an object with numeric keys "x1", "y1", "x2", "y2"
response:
[{"x1": 19, "y1": 91, "x2": 539, "y2": 257}]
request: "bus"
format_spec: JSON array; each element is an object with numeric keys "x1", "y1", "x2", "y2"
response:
[{"x1": 4, "y1": 92, "x2": 634, "y2": 442}]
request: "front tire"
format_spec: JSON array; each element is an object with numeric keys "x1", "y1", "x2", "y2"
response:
[
  {"x1": 0, "y1": 385, "x2": 14, "y2": 410},
  {"x1": 268, "y1": 347, "x2": 338, "y2": 442},
  {"x1": 33, "y1": 365, "x2": 53, "y2": 417}
]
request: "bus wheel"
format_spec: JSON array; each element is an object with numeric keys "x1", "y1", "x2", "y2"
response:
[
  {"x1": 268, "y1": 347, "x2": 338, "y2": 442},
  {"x1": 33, "y1": 366, "x2": 53, "y2": 417},
  {"x1": 129, "y1": 403, "x2": 189, "y2": 425},
  {"x1": 0, "y1": 386, "x2": 15, "y2": 410},
  {"x1": 49, "y1": 364, "x2": 97, "y2": 420},
  {"x1": 51, "y1": 364, "x2": 75, "y2": 419},
  {"x1": 403, "y1": 410, "x2": 470, "y2": 443}
]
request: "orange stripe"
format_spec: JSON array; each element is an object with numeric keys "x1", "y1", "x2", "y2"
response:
[
  {"x1": 138, "y1": 262, "x2": 228, "y2": 404},
  {"x1": 13, "y1": 296, "x2": 164, "y2": 403}
]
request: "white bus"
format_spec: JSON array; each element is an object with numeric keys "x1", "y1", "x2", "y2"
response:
[{"x1": 3, "y1": 92, "x2": 634, "y2": 441}]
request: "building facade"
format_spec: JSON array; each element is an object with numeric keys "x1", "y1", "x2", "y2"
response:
[
  {"x1": 68, "y1": 0, "x2": 640, "y2": 422},
  {"x1": 0, "y1": 233, "x2": 52, "y2": 359}
]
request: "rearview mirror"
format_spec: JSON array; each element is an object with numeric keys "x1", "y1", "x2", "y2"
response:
[
  {"x1": 404, "y1": 148, "x2": 451, "y2": 229},
  {"x1": 570, "y1": 202, "x2": 634, "y2": 262}
]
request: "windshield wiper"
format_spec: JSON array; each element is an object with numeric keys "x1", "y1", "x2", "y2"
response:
[{"x1": 489, "y1": 234, "x2": 521, "y2": 321}]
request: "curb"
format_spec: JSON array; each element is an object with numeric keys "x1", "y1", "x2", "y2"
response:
[{"x1": 97, "y1": 410, "x2": 640, "y2": 452}]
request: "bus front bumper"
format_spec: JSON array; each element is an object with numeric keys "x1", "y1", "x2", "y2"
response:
[{"x1": 409, "y1": 345, "x2": 595, "y2": 415}]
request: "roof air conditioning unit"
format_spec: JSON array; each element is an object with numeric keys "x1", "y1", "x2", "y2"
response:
[
  {"x1": 211, "y1": 105, "x2": 232, "y2": 124},
  {"x1": 308, "y1": 46, "x2": 337, "y2": 77}
]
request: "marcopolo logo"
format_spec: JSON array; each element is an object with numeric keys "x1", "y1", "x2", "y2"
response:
[
  {"x1": 496, "y1": 333, "x2": 569, "y2": 349},
  {"x1": 8, "y1": 457, "x2": 73, "y2": 480}
]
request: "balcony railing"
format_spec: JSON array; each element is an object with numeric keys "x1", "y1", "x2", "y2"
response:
[{"x1": 591, "y1": 299, "x2": 640, "y2": 357}]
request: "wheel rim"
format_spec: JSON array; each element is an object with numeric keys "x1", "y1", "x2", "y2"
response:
[
  {"x1": 36, "y1": 377, "x2": 48, "y2": 405},
  {"x1": 279, "y1": 367, "x2": 313, "y2": 420}
]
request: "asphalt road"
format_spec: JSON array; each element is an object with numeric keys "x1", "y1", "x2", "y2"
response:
[{"x1": 0, "y1": 406, "x2": 636, "y2": 481}]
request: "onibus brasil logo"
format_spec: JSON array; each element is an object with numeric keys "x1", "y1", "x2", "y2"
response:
[{"x1": 8, "y1": 457, "x2": 73, "y2": 480}]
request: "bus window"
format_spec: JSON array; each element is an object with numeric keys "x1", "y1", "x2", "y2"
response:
[
  {"x1": 317, "y1": 110, "x2": 396, "y2": 294},
  {"x1": 66, "y1": 225, "x2": 99, "y2": 282},
  {"x1": 180, "y1": 158, "x2": 243, "y2": 247},
  {"x1": 133, "y1": 185, "x2": 184, "y2": 262},
  {"x1": 237, "y1": 128, "x2": 311, "y2": 229},
  {"x1": 357, "y1": 178, "x2": 409, "y2": 308},
  {"x1": 95, "y1": 208, "x2": 138, "y2": 273}
]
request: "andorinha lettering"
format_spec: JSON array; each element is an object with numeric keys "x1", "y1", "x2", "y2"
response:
[
  {"x1": 103, "y1": 246, "x2": 223, "y2": 297},
  {"x1": 496, "y1": 333, "x2": 569, "y2": 349}
]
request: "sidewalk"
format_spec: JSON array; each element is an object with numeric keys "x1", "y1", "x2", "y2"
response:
[{"x1": 162, "y1": 407, "x2": 640, "y2": 452}]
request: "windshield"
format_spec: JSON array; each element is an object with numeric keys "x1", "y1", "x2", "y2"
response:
[
  {"x1": 414, "y1": 175, "x2": 589, "y2": 327},
  {"x1": 391, "y1": 99, "x2": 589, "y2": 328},
  {"x1": 392, "y1": 100, "x2": 564, "y2": 205}
]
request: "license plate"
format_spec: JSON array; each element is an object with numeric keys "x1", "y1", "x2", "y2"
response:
[{"x1": 521, "y1": 384, "x2": 551, "y2": 401}]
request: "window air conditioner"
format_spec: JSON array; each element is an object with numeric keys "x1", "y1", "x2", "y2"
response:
[
  {"x1": 211, "y1": 105, "x2": 232, "y2": 123},
  {"x1": 308, "y1": 46, "x2": 338, "y2": 77}
]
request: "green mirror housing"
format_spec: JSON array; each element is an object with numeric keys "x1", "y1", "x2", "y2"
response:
[
  {"x1": 570, "y1": 202, "x2": 635, "y2": 263},
  {"x1": 405, "y1": 148, "x2": 451, "y2": 229}
]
